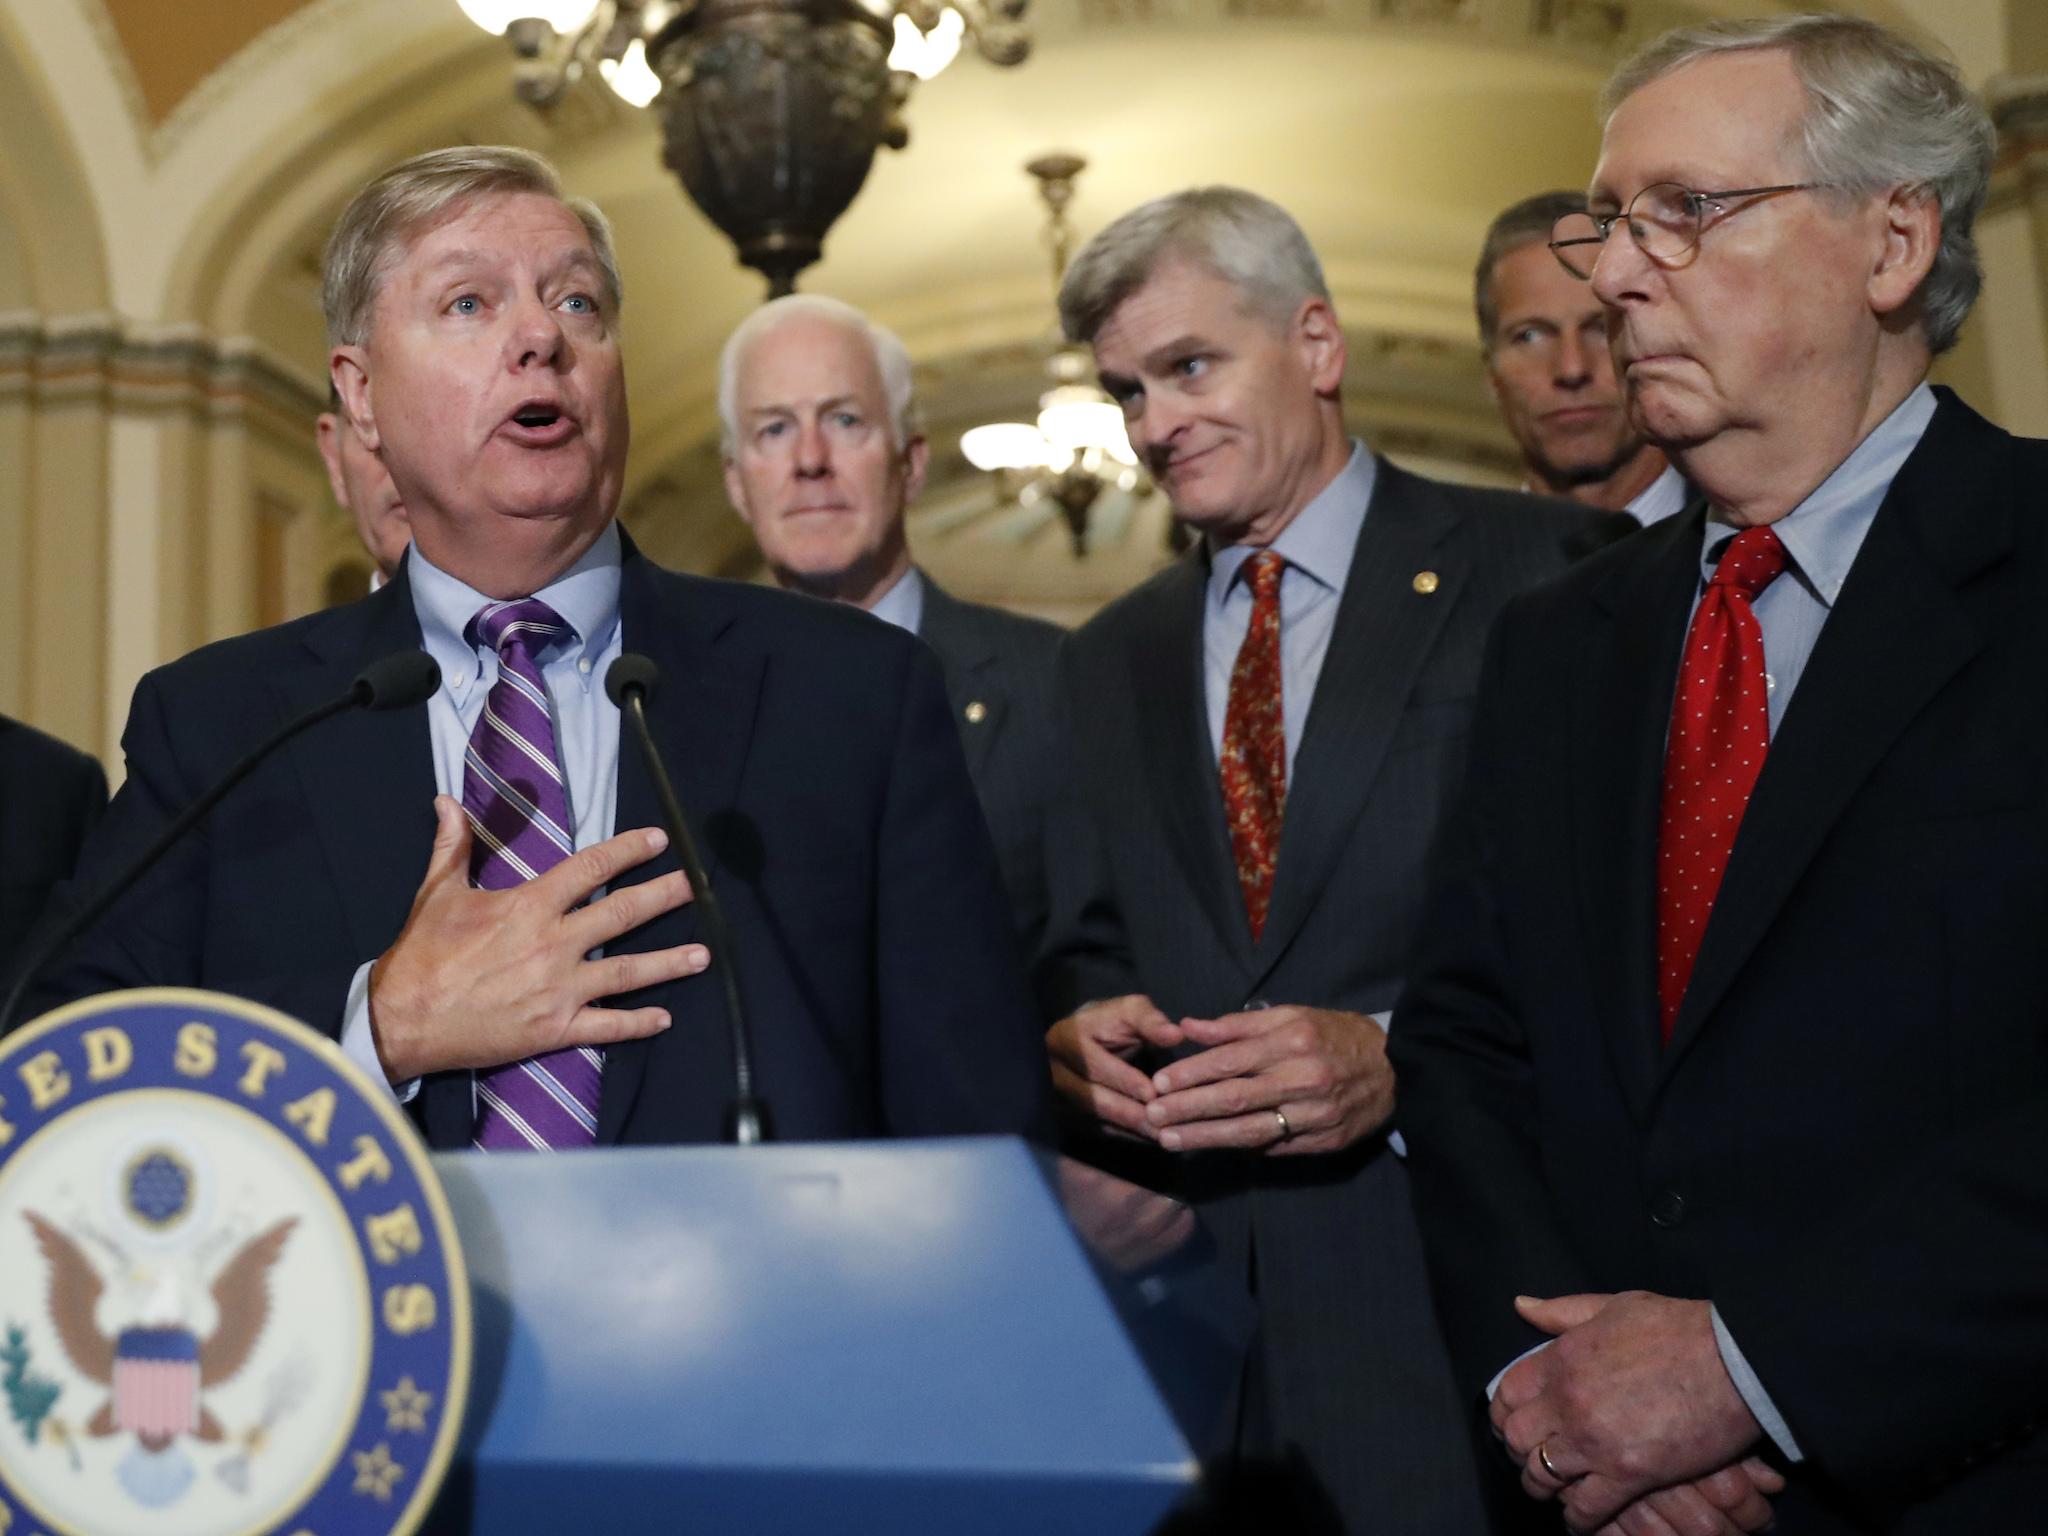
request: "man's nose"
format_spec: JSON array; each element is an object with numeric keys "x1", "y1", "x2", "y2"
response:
[
  {"x1": 794, "y1": 418, "x2": 829, "y2": 475},
  {"x1": 1589, "y1": 220, "x2": 1654, "y2": 307},
  {"x1": 1555, "y1": 330, "x2": 1594, "y2": 386},
  {"x1": 510, "y1": 296, "x2": 567, "y2": 369}
]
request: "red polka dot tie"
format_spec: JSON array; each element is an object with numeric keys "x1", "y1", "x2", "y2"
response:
[
  {"x1": 1656, "y1": 526, "x2": 1788, "y2": 1042},
  {"x1": 1221, "y1": 551, "x2": 1287, "y2": 942}
]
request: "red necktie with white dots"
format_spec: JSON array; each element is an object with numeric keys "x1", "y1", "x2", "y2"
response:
[{"x1": 1656, "y1": 526, "x2": 1788, "y2": 1041}]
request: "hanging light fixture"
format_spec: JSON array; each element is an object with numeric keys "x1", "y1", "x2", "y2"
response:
[
  {"x1": 459, "y1": 0, "x2": 1029, "y2": 297},
  {"x1": 960, "y1": 153, "x2": 1147, "y2": 557}
]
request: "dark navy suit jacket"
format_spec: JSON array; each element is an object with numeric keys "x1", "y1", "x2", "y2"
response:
[
  {"x1": 0, "y1": 715, "x2": 107, "y2": 987},
  {"x1": 38, "y1": 533, "x2": 1052, "y2": 1149}
]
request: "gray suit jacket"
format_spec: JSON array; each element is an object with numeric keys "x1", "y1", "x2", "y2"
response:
[
  {"x1": 1041, "y1": 459, "x2": 1614, "y2": 1534},
  {"x1": 916, "y1": 575, "x2": 1064, "y2": 962}
]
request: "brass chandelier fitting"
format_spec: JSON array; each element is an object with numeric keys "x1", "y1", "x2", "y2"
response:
[{"x1": 459, "y1": 0, "x2": 1029, "y2": 296}]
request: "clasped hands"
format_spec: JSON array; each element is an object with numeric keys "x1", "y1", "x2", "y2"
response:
[
  {"x1": 368, "y1": 795, "x2": 710, "y2": 1083},
  {"x1": 1493, "y1": 1290, "x2": 1782, "y2": 1536},
  {"x1": 1046, "y1": 993, "x2": 1394, "y2": 1155}
]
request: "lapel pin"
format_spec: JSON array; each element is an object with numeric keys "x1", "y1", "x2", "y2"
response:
[
  {"x1": 964, "y1": 701, "x2": 988, "y2": 724},
  {"x1": 1412, "y1": 570, "x2": 1440, "y2": 595}
]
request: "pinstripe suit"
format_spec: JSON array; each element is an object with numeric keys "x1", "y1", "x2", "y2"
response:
[
  {"x1": 1042, "y1": 458, "x2": 1614, "y2": 1533},
  {"x1": 916, "y1": 576, "x2": 1064, "y2": 963}
]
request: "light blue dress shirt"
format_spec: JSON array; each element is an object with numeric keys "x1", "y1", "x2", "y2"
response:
[
  {"x1": 1204, "y1": 442, "x2": 1375, "y2": 778},
  {"x1": 867, "y1": 565, "x2": 925, "y2": 635},
  {"x1": 1627, "y1": 463, "x2": 1691, "y2": 528},
  {"x1": 1197, "y1": 443, "x2": 1400, "y2": 1132},
  {"x1": 338, "y1": 522, "x2": 627, "y2": 1099}
]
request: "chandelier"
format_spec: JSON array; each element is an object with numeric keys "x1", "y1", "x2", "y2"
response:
[
  {"x1": 959, "y1": 154, "x2": 1147, "y2": 558},
  {"x1": 458, "y1": 0, "x2": 1029, "y2": 296}
]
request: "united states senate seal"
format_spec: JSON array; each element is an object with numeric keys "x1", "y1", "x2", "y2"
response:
[{"x1": 0, "y1": 989, "x2": 469, "y2": 1536}]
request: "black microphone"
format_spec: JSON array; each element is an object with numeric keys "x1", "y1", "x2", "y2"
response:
[
  {"x1": 0, "y1": 650, "x2": 441, "y2": 1037},
  {"x1": 606, "y1": 653, "x2": 770, "y2": 1144}
]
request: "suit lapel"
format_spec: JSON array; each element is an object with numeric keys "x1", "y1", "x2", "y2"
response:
[
  {"x1": 1126, "y1": 553, "x2": 1257, "y2": 970},
  {"x1": 282, "y1": 561, "x2": 466, "y2": 1146},
  {"x1": 1572, "y1": 514, "x2": 1703, "y2": 1120},
  {"x1": 596, "y1": 549, "x2": 765, "y2": 1144},
  {"x1": 1250, "y1": 463, "x2": 1464, "y2": 986},
  {"x1": 1660, "y1": 400, "x2": 2007, "y2": 1077},
  {"x1": 916, "y1": 577, "x2": 999, "y2": 781}
]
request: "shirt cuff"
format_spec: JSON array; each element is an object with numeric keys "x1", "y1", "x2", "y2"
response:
[
  {"x1": 341, "y1": 960, "x2": 422, "y2": 1105},
  {"x1": 1711, "y1": 1303, "x2": 1805, "y2": 1463},
  {"x1": 1486, "y1": 1337, "x2": 1551, "y2": 1401},
  {"x1": 1367, "y1": 1009, "x2": 1407, "y2": 1158}
]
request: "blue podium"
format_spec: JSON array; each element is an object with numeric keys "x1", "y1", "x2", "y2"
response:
[{"x1": 426, "y1": 1137, "x2": 1246, "y2": 1534}]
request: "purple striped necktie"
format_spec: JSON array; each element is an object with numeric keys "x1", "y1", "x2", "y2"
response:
[{"x1": 464, "y1": 596, "x2": 602, "y2": 1151}]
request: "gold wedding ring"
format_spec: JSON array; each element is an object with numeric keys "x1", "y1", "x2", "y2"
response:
[
  {"x1": 1537, "y1": 1441, "x2": 1562, "y2": 1481},
  {"x1": 1273, "y1": 1107, "x2": 1293, "y2": 1141}
]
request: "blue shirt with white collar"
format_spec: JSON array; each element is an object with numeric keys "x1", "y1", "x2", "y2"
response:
[
  {"x1": 339, "y1": 522, "x2": 627, "y2": 1099},
  {"x1": 1204, "y1": 441, "x2": 1376, "y2": 779}
]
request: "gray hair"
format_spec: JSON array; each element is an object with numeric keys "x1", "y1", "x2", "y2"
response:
[
  {"x1": 1474, "y1": 190, "x2": 1587, "y2": 350},
  {"x1": 717, "y1": 294, "x2": 920, "y2": 455},
  {"x1": 1602, "y1": 13, "x2": 1994, "y2": 355},
  {"x1": 1057, "y1": 186, "x2": 1331, "y2": 345},
  {"x1": 322, "y1": 145, "x2": 624, "y2": 349}
]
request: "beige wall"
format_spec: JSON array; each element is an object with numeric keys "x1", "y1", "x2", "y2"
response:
[{"x1": 0, "y1": 0, "x2": 2044, "y2": 768}]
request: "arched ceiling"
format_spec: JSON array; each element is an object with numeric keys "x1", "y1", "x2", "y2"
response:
[{"x1": 52, "y1": 0, "x2": 1996, "y2": 604}]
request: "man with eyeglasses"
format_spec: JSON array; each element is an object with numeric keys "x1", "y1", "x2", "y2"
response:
[
  {"x1": 1393, "y1": 14, "x2": 2048, "y2": 1535},
  {"x1": 1474, "y1": 192, "x2": 1681, "y2": 523}
]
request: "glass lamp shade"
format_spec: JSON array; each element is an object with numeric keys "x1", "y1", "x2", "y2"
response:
[
  {"x1": 888, "y1": 9, "x2": 965, "y2": 80},
  {"x1": 1036, "y1": 387, "x2": 1137, "y2": 465},
  {"x1": 458, "y1": 0, "x2": 602, "y2": 35},
  {"x1": 599, "y1": 38, "x2": 661, "y2": 106},
  {"x1": 961, "y1": 422, "x2": 1066, "y2": 472}
]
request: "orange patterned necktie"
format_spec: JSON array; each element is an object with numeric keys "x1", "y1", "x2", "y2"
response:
[{"x1": 1220, "y1": 550, "x2": 1288, "y2": 941}]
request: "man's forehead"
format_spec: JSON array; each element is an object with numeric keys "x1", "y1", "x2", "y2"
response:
[
  {"x1": 739, "y1": 320, "x2": 884, "y2": 401},
  {"x1": 397, "y1": 193, "x2": 596, "y2": 271},
  {"x1": 1591, "y1": 49, "x2": 1804, "y2": 200}
]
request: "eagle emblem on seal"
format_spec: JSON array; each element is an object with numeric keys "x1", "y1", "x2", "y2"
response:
[{"x1": 25, "y1": 1211, "x2": 297, "y2": 1456}]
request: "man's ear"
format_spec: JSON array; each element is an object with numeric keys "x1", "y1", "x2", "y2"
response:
[
  {"x1": 722, "y1": 455, "x2": 753, "y2": 522},
  {"x1": 902, "y1": 433, "x2": 930, "y2": 504},
  {"x1": 1868, "y1": 184, "x2": 1942, "y2": 323},
  {"x1": 315, "y1": 413, "x2": 349, "y2": 506},
  {"x1": 1295, "y1": 296, "x2": 1348, "y2": 397},
  {"x1": 331, "y1": 348, "x2": 378, "y2": 451}
]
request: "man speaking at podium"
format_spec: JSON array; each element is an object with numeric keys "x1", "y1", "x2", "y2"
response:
[{"x1": 36, "y1": 146, "x2": 1050, "y2": 1151}]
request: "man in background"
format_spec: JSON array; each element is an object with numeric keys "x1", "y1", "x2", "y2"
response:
[
  {"x1": 1476, "y1": 190, "x2": 1685, "y2": 525},
  {"x1": 720, "y1": 294, "x2": 1064, "y2": 959},
  {"x1": 317, "y1": 387, "x2": 410, "y2": 584},
  {"x1": 1039, "y1": 185, "x2": 1613, "y2": 1532}
]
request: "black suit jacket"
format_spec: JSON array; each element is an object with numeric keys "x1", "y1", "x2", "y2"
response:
[
  {"x1": 38, "y1": 534, "x2": 1051, "y2": 1149},
  {"x1": 1041, "y1": 458, "x2": 1613, "y2": 1534},
  {"x1": 0, "y1": 716, "x2": 107, "y2": 986},
  {"x1": 914, "y1": 574, "x2": 1064, "y2": 961},
  {"x1": 1391, "y1": 390, "x2": 2048, "y2": 1532}
]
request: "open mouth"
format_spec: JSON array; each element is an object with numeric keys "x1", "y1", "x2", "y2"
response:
[{"x1": 502, "y1": 403, "x2": 576, "y2": 446}]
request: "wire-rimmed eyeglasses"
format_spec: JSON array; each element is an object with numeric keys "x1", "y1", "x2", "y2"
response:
[{"x1": 1548, "y1": 182, "x2": 1826, "y2": 278}]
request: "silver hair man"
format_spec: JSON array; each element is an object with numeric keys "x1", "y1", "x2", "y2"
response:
[
  {"x1": 322, "y1": 144, "x2": 624, "y2": 349},
  {"x1": 1057, "y1": 186, "x2": 1330, "y2": 346},
  {"x1": 717, "y1": 294, "x2": 919, "y2": 454},
  {"x1": 1601, "y1": 12, "x2": 1993, "y2": 354}
]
